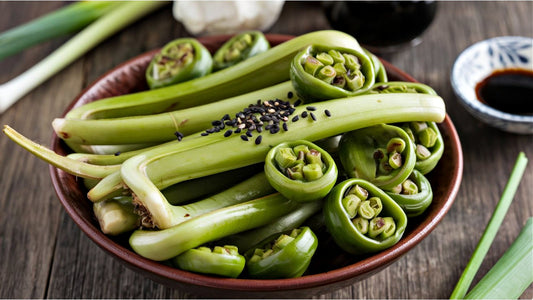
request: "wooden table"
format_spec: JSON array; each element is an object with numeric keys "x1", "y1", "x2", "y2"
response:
[{"x1": 1, "y1": 1, "x2": 531, "y2": 298}]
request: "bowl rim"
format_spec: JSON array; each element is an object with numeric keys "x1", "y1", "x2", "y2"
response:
[
  {"x1": 450, "y1": 35, "x2": 533, "y2": 124},
  {"x1": 49, "y1": 34, "x2": 463, "y2": 294}
]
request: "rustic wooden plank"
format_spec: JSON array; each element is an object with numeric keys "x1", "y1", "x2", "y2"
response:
[{"x1": 0, "y1": 1, "x2": 531, "y2": 299}]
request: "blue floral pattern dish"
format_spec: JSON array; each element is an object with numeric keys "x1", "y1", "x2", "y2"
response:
[{"x1": 451, "y1": 36, "x2": 533, "y2": 134}]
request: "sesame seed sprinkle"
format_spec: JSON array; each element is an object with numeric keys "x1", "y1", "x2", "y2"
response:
[{"x1": 200, "y1": 98, "x2": 297, "y2": 142}]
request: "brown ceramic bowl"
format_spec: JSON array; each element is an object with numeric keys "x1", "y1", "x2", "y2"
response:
[{"x1": 50, "y1": 34, "x2": 463, "y2": 298}]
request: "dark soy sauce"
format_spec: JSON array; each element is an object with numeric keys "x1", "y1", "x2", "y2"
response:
[{"x1": 475, "y1": 69, "x2": 533, "y2": 115}]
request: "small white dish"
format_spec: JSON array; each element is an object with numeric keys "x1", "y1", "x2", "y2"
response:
[{"x1": 451, "y1": 36, "x2": 533, "y2": 134}]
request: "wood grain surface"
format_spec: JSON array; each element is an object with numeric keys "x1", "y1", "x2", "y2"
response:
[{"x1": 0, "y1": 1, "x2": 532, "y2": 298}]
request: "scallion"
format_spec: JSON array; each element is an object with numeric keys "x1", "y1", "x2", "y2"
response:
[
  {"x1": 0, "y1": 1, "x2": 121, "y2": 60},
  {"x1": 0, "y1": 1, "x2": 167, "y2": 114},
  {"x1": 450, "y1": 152, "x2": 529, "y2": 299},
  {"x1": 465, "y1": 217, "x2": 533, "y2": 299}
]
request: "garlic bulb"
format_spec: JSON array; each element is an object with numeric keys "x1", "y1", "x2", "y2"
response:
[{"x1": 173, "y1": 0, "x2": 285, "y2": 36}]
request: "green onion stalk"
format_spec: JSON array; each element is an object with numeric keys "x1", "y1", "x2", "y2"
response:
[
  {"x1": 324, "y1": 178, "x2": 408, "y2": 254},
  {"x1": 132, "y1": 172, "x2": 275, "y2": 228},
  {"x1": 0, "y1": 1, "x2": 121, "y2": 60},
  {"x1": 172, "y1": 245, "x2": 246, "y2": 278},
  {"x1": 3, "y1": 125, "x2": 119, "y2": 179},
  {"x1": 91, "y1": 165, "x2": 264, "y2": 235},
  {"x1": 145, "y1": 38, "x2": 213, "y2": 90},
  {"x1": 53, "y1": 81, "x2": 297, "y2": 146},
  {"x1": 264, "y1": 140, "x2": 338, "y2": 202},
  {"x1": 93, "y1": 196, "x2": 140, "y2": 235},
  {"x1": 365, "y1": 81, "x2": 437, "y2": 95},
  {"x1": 245, "y1": 226, "x2": 318, "y2": 279},
  {"x1": 67, "y1": 141, "x2": 179, "y2": 165},
  {"x1": 290, "y1": 45, "x2": 376, "y2": 102},
  {"x1": 65, "y1": 30, "x2": 362, "y2": 120},
  {"x1": 219, "y1": 199, "x2": 324, "y2": 253},
  {"x1": 399, "y1": 121, "x2": 444, "y2": 175},
  {"x1": 129, "y1": 193, "x2": 301, "y2": 261},
  {"x1": 450, "y1": 152, "x2": 528, "y2": 299},
  {"x1": 465, "y1": 217, "x2": 533, "y2": 299},
  {"x1": 3, "y1": 123, "x2": 260, "y2": 204},
  {"x1": 363, "y1": 48, "x2": 388, "y2": 83},
  {"x1": 116, "y1": 93, "x2": 445, "y2": 229},
  {"x1": 212, "y1": 31, "x2": 270, "y2": 71},
  {"x1": 86, "y1": 125, "x2": 250, "y2": 202},
  {"x1": 338, "y1": 123, "x2": 417, "y2": 190},
  {"x1": 0, "y1": 1, "x2": 167, "y2": 114},
  {"x1": 385, "y1": 169, "x2": 433, "y2": 217}
]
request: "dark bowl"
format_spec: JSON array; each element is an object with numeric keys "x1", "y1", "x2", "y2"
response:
[{"x1": 50, "y1": 34, "x2": 463, "y2": 298}]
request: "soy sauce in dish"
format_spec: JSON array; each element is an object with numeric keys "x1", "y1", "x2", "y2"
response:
[{"x1": 475, "y1": 69, "x2": 533, "y2": 115}]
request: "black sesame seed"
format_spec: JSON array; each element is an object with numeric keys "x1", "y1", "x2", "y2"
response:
[
  {"x1": 301, "y1": 111, "x2": 308, "y2": 118},
  {"x1": 222, "y1": 114, "x2": 230, "y2": 120},
  {"x1": 292, "y1": 115, "x2": 299, "y2": 122},
  {"x1": 282, "y1": 122, "x2": 288, "y2": 131},
  {"x1": 201, "y1": 132, "x2": 209, "y2": 136},
  {"x1": 235, "y1": 128, "x2": 241, "y2": 133},
  {"x1": 224, "y1": 130, "x2": 233, "y2": 137},
  {"x1": 270, "y1": 126, "x2": 280, "y2": 134},
  {"x1": 211, "y1": 120, "x2": 222, "y2": 126},
  {"x1": 257, "y1": 126, "x2": 263, "y2": 133},
  {"x1": 325, "y1": 109, "x2": 331, "y2": 117},
  {"x1": 310, "y1": 112, "x2": 317, "y2": 121},
  {"x1": 174, "y1": 131, "x2": 184, "y2": 141},
  {"x1": 240, "y1": 135, "x2": 249, "y2": 141},
  {"x1": 287, "y1": 91, "x2": 293, "y2": 99},
  {"x1": 246, "y1": 131, "x2": 253, "y2": 137},
  {"x1": 255, "y1": 135, "x2": 262, "y2": 145},
  {"x1": 114, "y1": 151, "x2": 121, "y2": 156},
  {"x1": 306, "y1": 106, "x2": 317, "y2": 111},
  {"x1": 294, "y1": 99, "x2": 302, "y2": 106}
]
